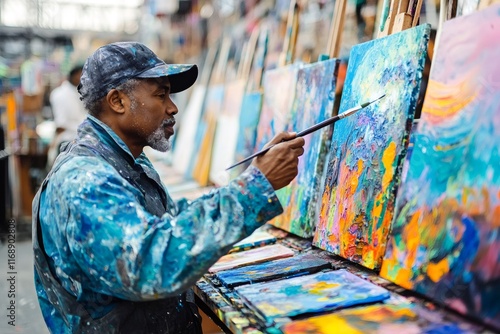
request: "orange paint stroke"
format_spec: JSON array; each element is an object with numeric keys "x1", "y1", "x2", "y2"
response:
[
  {"x1": 381, "y1": 142, "x2": 397, "y2": 190},
  {"x1": 427, "y1": 257, "x2": 450, "y2": 282},
  {"x1": 423, "y1": 79, "x2": 478, "y2": 119}
]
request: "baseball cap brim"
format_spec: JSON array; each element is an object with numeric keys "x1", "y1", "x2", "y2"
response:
[{"x1": 136, "y1": 64, "x2": 198, "y2": 94}]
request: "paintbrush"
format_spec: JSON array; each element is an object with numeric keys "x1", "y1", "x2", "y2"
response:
[{"x1": 226, "y1": 94, "x2": 386, "y2": 171}]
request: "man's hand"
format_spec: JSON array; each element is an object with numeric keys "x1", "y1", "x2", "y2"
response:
[{"x1": 252, "y1": 132, "x2": 305, "y2": 190}]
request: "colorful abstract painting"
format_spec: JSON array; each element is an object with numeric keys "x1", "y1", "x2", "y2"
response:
[
  {"x1": 271, "y1": 59, "x2": 339, "y2": 238},
  {"x1": 208, "y1": 244, "x2": 294, "y2": 273},
  {"x1": 281, "y1": 303, "x2": 479, "y2": 333},
  {"x1": 380, "y1": 6, "x2": 500, "y2": 330},
  {"x1": 210, "y1": 79, "x2": 246, "y2": 185},
  {"x1": 313, "y1": 24, "x2": 430, "y2": 269},
  {"x1": 235, "y1": 269, "x2": 390, "y2": 325},
  {"x1": 216, "y1": 253, "x2": 331, "y2": 287},
  {"x1": 231, "y1": 91, "x2": 264, "y2": 178},
  {"x1": 229, "y1": 228, "x2": 277, "y2": 253}
]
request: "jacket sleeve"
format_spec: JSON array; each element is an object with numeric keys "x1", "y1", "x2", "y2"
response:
[{"x1": 54, "y1": 156, "x2": 282, "y2": 301}]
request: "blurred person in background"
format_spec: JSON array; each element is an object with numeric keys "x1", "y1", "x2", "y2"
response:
[
  {"x1": 32, "y1": 42, "x2": 304, "y2": 333},
  {"x1": 47, "y1": 65, "x2": 87, "y2": 166}
]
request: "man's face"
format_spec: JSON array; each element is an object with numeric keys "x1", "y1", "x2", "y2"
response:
[{"x1": 124, "y1": 77, "x2": 178, "y2": 152}]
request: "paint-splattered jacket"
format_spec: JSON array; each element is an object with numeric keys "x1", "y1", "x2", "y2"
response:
[{"x1": 33, "y1": 115, "x2": 282, "y2": 333}]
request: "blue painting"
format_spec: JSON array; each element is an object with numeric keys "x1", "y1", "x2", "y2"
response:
[
  {"x1": 216, "y1": 253, "x2": 331, "y2": 287},
  {"x1": 235, "y1": 269, "x2": 390, "y2": 325},
  {"x1": 231, "y1": 92, "x2": 263, "y2": 178}
]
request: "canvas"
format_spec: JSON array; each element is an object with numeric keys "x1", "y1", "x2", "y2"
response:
[
  {"x1": 380, "y1": 6, "x2": 500, "y2": 330},
  {"x1": 208, "y1": 244, "x2": 294, "y2": 273},
  {"x1": 270, "y1": 59, "x2": 339, "y2": 238},
  {"x1": 229, "y1": 228, "x2": 277, "y2": 253},
  {"x1": 254, "y1": 64, "x2": 301, "y2": 151},
  {"x1": 313, "y1": 24, "x2": 430, "y2": 269},
  {"x1": 231, "y1": 91, "x2": 264, "y2": 178},
  {"x1": 235, "y1": 269, "x2": 390, "y2": 325},
  {"x1": 209, "y1": 79, "x2": 246, "y2": 186},
  {"x1": 216, "y1": 253, "x2": 331, "y2": 287},
  {"x1": 281, "y1": 303, "x2": 480, "y2": 333}
]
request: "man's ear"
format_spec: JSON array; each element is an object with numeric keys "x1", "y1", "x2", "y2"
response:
[{"x1": 106, "y1": 89, "x2": 127, "y2": 114}]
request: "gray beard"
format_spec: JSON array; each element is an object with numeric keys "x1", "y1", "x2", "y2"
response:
[{"x1": 147, "y1": 125, "x2": 171, "y2": 152}]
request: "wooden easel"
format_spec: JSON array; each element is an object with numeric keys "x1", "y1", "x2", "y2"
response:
[
  {"x1": 278, "y1": 0, "x2": 300, "y2": 67},
  {"x1": 239, "y1": 27, "x2": 261, "y2": 85},
  {"x1": 378, "y1": 0, "x2": 424, "y2": 37},
  {"x1": 326, "y1": 0, "x2": 348, "y2": 59}
]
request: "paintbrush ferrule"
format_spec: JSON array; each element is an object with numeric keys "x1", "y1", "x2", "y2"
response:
[{"x1": 338, "y1": 106, "x2": 361, "y2": 120}]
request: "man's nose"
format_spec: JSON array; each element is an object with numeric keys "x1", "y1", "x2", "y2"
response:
[{"x1": 167, "y1": 98, "x2": 178, "y2": 115}]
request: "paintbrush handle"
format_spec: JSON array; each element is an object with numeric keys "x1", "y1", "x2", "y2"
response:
[
  {"x1": 226, "y1": 145, "x2": 274, "y2": 170},
  {"x1": 225, "y1": 95, "x2": 387, "y2": 171},
  {"x1": 296, "y1": 114, "x2": 342, "y2": 137},
  {"x1": 226, "y1": 114, "x2": 344, "y2": 170}
]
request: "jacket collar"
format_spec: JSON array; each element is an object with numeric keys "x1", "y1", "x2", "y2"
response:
[{"x1": 80, "y1": 115, "x2": 149, "y2": 166}]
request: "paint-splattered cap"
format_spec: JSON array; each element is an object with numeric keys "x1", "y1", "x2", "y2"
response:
[{"x1": 78, "y1": 41, "x2": 198, "y2": 101}]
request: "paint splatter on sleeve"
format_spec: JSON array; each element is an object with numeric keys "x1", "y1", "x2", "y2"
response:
[{"x1": 45, "y1": 157, "x2": 282, "y2": 302}]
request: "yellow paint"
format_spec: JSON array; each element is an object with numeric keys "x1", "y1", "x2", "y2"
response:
[
  {"x1": 192, "y1": 110, "x2": 217, "y2": 186},
  {"x1": 282, "y1": 304, "x2": 418, "y2": 334},
  {"x1": 380, "y1": 256, "x2": 415, "y2": 289},
  {"x1": 381, "y1": 142, "x2": 396, "y2": 189},
  {"x1": 350, "y1": 159, "x2": 363, "y2": 194},
  {"x1": 312, "y1": 317, "x2": 363, "y2": 334},
  {"x1": 372, "y1": 193, "x2": 383, "y2": 220},
  {"x1": 338, "y1": 158, "x2": 364, "y2": 258},
  {"x1": 427, "y1": 257, "x2": 450, "y2": 283},
  {"x1": 404, "y1": 213, "x2": 421, "y2": 269},
  {"x1": 283, "y1": 316, "x2": 363, "y2": 334},
  {"x1": 423, "y1": 78, "x2": 478, "y2": 118},
  {"x1": 309, "y1": 281, "x2": 340, "y2": 294},
  {"x1": 363, "y1": 251, "x2": 374, "y2": 267},
  {"x1": 257, "y1": 302, "x2": 284, "y2": 316}
]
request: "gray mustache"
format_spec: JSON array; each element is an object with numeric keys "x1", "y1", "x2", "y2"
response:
[{"x1": 163, "y1": 119, "x2": 175, "y2": 127}]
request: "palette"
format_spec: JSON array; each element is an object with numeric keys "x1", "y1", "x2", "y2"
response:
[
  {"x1": 313, "y1": 24, "x2": 430, "y2": 269},
  {"x1": 216, "y1": 253, "x2": 331, "y2": 288},
  {"x1": 209, "y1": 244, "x2": 294, "y2": 273},
  {"x1": 235, "y1": 269, "x2": 390, "y2": 325},
  {"x1": 380, "y1": 6, "x2": 500, "y2": 330}
]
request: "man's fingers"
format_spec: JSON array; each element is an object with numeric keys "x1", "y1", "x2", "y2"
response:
[
  {"x1": 287, "y1": 137, "x2": 305, "y2": 149},
  {"x1": 269, "y1": 132, "x2": 297, "y2": 145}
]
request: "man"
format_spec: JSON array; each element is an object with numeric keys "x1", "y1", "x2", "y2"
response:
[
  {"x1": 48, "y1": 65, "x2": 87, "y2": 166},
  {"x1": 33, "y1": 42, "x2": 305, "y2": 333}
]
